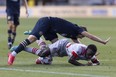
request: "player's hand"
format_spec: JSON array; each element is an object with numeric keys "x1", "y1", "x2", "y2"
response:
[
  {"x1": 86, "y1": 62, "x2": 93, "y2": 66},
  {"x1": 103, "y1": 37, "x2": 111, "y2": 44},
  {"x1": 26, "y1": 9, "x2": 29, "y2": 18},
  {"x1": 86, "y1": 62, "x2": 100, "y2": 66}
]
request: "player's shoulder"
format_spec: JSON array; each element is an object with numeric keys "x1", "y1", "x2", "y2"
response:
[
  {"x1": 57, "y1": 38, "x2": 69, "y2": 42},
  {"x1": 73, "y1": 43, "x2": 87, "y2": 48},
  {"x1": 78, "y1": 43, "x2": 87, "y2": 47}
]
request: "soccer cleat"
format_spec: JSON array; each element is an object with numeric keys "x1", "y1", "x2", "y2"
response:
[
  {"x1": 8, "y1": 53, "x2": 15, "y2": 65},
  {"x1": 10, "y1": 46, "x2": 18, "y2": 52},
  {"x1": 35, "y1": 58, "x2": 42, "y2": 64},
  {"x1": 35, "y1": 56, "x2": 52, "y2": 65},
  {"x1": 24, "y1": 30, "x2": 31, "y2": 35}
]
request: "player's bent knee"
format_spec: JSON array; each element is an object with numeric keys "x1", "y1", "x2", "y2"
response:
[
  {"x1": 40, "y1": 47, "x2": 51, "y2": 57},
  {"x1": 28, "y1": 35, "x2": 37, "y2": 43}
]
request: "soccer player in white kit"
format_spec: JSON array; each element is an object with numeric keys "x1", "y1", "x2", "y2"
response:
[
  {"x1": 10, "y1": 38, "x2": 100, "y2": 66},
  {"x1": 36, "y1": 39, "x2": 100, "y2": 66}
]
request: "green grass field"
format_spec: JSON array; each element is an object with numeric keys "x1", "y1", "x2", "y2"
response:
[{"x1": 0, "y1": 18, "x2": 116, "y2": 77}]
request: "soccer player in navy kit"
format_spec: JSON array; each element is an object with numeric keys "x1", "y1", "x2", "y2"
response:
[
  {"x1": 6, "y1": 0, "x2": 29, "y2": 49},
  {"x1": 8, "y1": 16, "x2": 110, "y2": 65}
]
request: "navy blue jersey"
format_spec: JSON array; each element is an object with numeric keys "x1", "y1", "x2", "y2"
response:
[
  {"x1": 31, "y1": 17, "x2": 84, "y2": 41},
  {"x1": 6, "y1": 0, "x2": 20, "y2": 14},
  {"x1": 49, "y1": 17, "x2": 84, "y2": 39}
]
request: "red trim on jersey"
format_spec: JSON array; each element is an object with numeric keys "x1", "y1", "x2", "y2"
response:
[
  {"x1": 66, "y1": 43, "x2": 72, "y2": 48},
  {"x1": 72, "y1": 51, "x2": 78, "y2": 58}
]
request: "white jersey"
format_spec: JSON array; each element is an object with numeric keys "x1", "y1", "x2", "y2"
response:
[
  {"x1": 36, "y1": 38, "x2": 99, "y2": 64},
  {"x1": 49, "y1": 39, "x2": 69, "y2": 57},
  {"x1": 66, "y1": 43, "x2": 88, "y2": 60},
  {"x1": 48, "y1": 38, "x2": 95, "y2": 60}
]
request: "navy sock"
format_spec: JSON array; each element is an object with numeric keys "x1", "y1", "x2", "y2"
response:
[
  {"x1": 8, "y1": 30, "x2": 12, "y2": 36},
  {"x1": 15, "y1": 39, "x2": 31, "y2": 54},
  {"x1": 8, "y1": 37, "x2": 12, "y2": 43},
  {"x1": 12, "y1": 32, "x2": 16, "y2": 44},
  {"x1": 7, "y1": 30, "x2": 12, "y2": 43}
]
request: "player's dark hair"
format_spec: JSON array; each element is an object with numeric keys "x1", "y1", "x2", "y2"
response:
[
  {"x1": 74, "y1": 24, "x2": 87, "y2": 31},
  {"x1": 87, "y1": 44, "x2": 97, "y2": 55},
  {"x1": 80, "y1": 26, "x2": 87, "y2": 31}
]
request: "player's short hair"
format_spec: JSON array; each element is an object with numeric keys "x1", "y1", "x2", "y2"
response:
[
  {"x1": 87, "y1": 44, "x2": 97, "y2": 56},
  {"x1": 74, "y1": 24, "x2": 87, "y2": 31},
  {"x1": 80, "y1": 26, "x2": 87, "y2": 31}
]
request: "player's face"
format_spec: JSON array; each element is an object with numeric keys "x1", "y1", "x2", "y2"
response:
[
  {"x1": 77, "y1": 34, "x2": 85, "y2": 39},
  {"x1": 85, "y1": 49, "x2": 94, "y2": 60}
]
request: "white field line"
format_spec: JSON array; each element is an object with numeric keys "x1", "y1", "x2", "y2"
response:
[{"x1": 0, "y1": 67, "x2": 109, "y2": 77}]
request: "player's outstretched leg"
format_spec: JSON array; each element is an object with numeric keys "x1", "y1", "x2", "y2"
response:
[{"x1": 8, "y1": 39, "x2": 31, "y2": 65}]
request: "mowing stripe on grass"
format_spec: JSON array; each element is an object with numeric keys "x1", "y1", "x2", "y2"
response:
[{"x1": 0, "y1": 67, "x2": 109, "y2": 77}]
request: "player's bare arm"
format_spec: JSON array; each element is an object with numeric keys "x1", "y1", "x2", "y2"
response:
[
  {"x1": 68, "y1": 56, "x2": 87, "y2": 66},
  {"x1": 81, "y1": 31, "x2": 111, "y2": 44},
  {"x1": 23, "y1": 0, "x2": 29, "y2": 17},
  {"x1": 68, "y1": 57, "x2": 98, "y2": 66}
]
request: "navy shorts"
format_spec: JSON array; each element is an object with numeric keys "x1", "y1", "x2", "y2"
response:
[
  {"x1": 7, "y1": 11, "x2": 20, "y2": 26},
  {"x1": 43, "y1": 30, "x2": 58, "y2": 41},
  {"x1": 30, "y1": 17, "x2": 58, "y2": 41}
]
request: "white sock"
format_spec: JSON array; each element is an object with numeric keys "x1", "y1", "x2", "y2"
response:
[
  {"x1": 11, "y1": 51, "x2": 17, "y2": 56},
  {"x1": 24, "y1": 47, "x2": 41, "y2": 55},
  {"x1": 24, "y1": 47, "x2": 34, "y2": 53}
]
